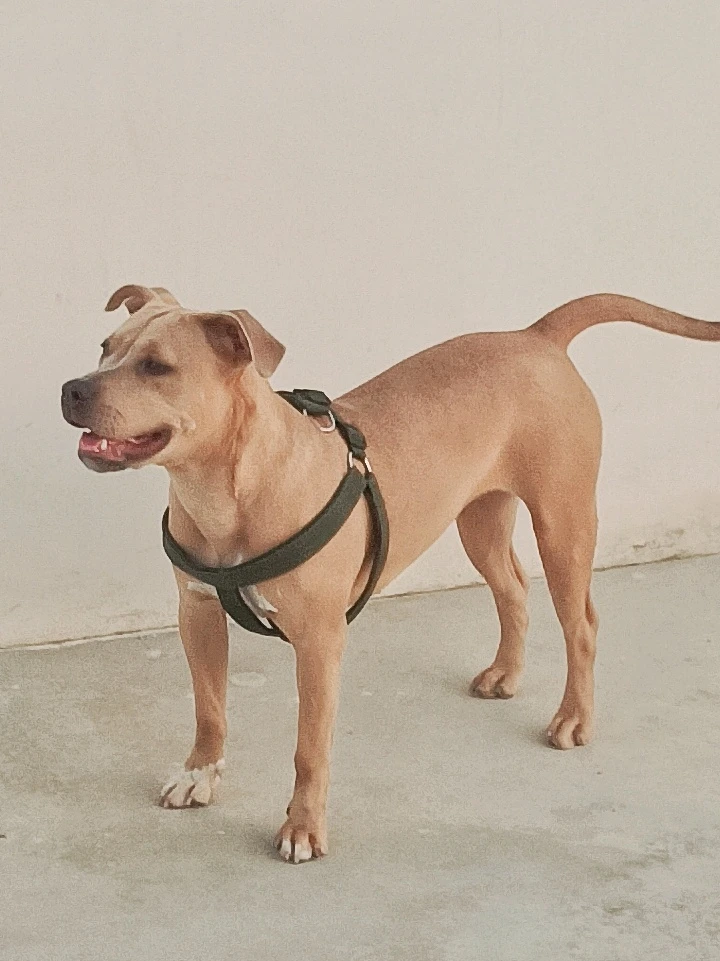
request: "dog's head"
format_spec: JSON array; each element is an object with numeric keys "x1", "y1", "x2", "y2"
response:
[{"x1": 61, "y1": 285, "x2": 285, "y2": 472}]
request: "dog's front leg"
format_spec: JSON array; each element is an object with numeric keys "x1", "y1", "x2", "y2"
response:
[
  {"x1": 160, "y1": 572, "x2": 229, "y2": 809},
  {"x1": 275, "y1": 621, "x2": 346, "y2": 863}
]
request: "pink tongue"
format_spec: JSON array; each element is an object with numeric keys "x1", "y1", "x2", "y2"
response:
[{"x1": 79, "y1": 432, "x2": 140, "y2": 461}]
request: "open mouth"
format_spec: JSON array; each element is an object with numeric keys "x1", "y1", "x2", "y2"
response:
[{"x1": 78, "y1": 429, "x2": 171, "y2": 469}]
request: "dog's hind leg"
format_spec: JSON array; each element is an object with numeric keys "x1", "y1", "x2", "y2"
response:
[
  {"x1": 458, "y1": 491, "x2": 530, "y2": 699},
  {"x1": 529, "y1": 486, "x2": 599, "y2": 750}
]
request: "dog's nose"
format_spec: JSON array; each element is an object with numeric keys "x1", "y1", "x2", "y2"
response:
[{"x1": 61, "y1": 377, "x2": 97, "y2": 425}]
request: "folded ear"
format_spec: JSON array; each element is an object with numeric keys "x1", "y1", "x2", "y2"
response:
[
  {"x1": 105, "y1": 285, "x2": 180, "y2": 314},
  {"x1": 198, "y1": 310, "x2": 286, "y2": 378}
]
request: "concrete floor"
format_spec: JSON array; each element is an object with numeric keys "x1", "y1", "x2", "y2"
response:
[{"x1": 2, "y1": 555, "x2": 720, "y2": 961}]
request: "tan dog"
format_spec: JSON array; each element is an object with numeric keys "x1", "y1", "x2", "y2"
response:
[{"x1": 61, "y1": 286, "x2": 720, "y2": 862}]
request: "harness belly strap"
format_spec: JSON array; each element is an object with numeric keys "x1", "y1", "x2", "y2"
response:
[{"x1": 161, "y1": 389, "x2": 389, "y2": 639}]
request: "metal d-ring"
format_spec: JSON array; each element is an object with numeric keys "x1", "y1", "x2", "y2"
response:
[
  {"x1": 303, "y1": 409, "x2": 336, "y2": 433},
  {"x1": 347, "y1": 450, "x2": 373, "y2": 474},
  {"x1": 318, "y1": 410, "x2": 336, "y2": 432}
]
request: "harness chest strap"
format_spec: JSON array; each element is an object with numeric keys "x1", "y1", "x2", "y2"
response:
[{"x1": 161, "y1": 389, "x2": 389, "y2": 638}]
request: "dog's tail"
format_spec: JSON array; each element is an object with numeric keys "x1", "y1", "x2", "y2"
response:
[{"x1": 530, "y1": 293, "x2": 720, "y2": 351}]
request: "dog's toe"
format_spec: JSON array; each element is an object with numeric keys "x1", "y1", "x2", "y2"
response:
[
  {"x1": 470, "y1": 664, "x2": 521, "y2": 699},
  {"x1": 160, "y1": 759, "x2": 224, "y2": 809}
]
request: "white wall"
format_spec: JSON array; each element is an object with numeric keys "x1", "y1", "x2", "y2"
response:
[{"x1": 2, "y1": 1, "x2": 719, "y2": 648}]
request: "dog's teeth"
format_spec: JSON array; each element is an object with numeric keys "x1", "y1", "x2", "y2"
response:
[{"x1": 99, "y1": 439, "x2": 108, "y2": 451}]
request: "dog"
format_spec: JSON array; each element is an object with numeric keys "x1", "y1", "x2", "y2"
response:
[{"x1": 61, "y1": 285, "x2": 719, "y2": 862}]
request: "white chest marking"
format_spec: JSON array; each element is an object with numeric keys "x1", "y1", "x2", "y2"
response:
[
  {"x1": 187, "y1": 580, "x2": 218, "y2": 598},
  {"x1": 225, "y1": 552, "x2": 279, "y2": 618}
]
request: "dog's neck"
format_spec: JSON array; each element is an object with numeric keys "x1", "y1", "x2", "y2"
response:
[{"x1": 165, "y1": 379, "x2": 346, "y2": 565}]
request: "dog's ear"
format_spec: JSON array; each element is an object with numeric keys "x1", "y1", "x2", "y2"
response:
[
  {"x1": 105, "y1": 285, "x2": 180, "y2": 314},
  {"x1": 198, "y1": 310, "x2": 286, "y2": 378}
]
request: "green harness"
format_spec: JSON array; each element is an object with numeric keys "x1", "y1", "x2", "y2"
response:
[{"x1": 161, "y1": 389, "x2": 389, "y2": 641}]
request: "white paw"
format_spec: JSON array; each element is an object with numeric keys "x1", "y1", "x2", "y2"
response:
[{"x1": 160, "y1": 759, "x2": 225, "y2": 809}]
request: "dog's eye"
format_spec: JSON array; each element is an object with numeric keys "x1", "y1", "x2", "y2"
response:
[{"x1": 137, "y1": 358, "x2": 173, "y2": 377}]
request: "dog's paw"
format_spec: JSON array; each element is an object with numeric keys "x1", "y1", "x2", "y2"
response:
[
  {"x1": 546, "y1": 704, "x2": 593, "y2": 749},
  {"x1": 470, "y1": 663, "x2": 521, "y2": 699},
  {"x1": 274, "y1": 818, "x2": 328, "y2": 864},
  {"x1": 160, "y1": 759, "x2": 225, "y2": 809}
]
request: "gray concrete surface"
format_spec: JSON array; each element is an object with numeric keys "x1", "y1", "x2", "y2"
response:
[{"x1": 2, "y1": 555, "x2": 720, "y2": 961}]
